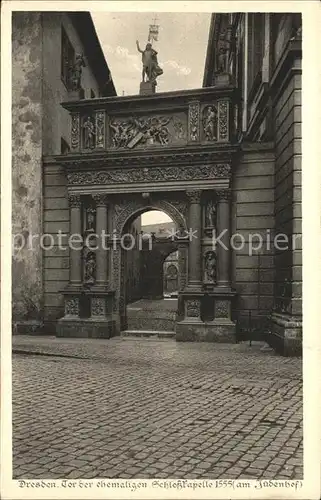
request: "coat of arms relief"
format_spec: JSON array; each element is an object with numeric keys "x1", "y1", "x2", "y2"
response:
[{"x1": 108, "y1": 114, "x2": 187, "y2": 149}]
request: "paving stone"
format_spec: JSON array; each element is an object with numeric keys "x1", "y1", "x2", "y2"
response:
[{"x1": 12, "y1": 336, "x2": 302, "y2": 480}]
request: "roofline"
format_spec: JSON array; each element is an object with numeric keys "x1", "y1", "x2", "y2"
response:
[{"x1": 69, "y1": 12, "x2": 117, "y2": 97}]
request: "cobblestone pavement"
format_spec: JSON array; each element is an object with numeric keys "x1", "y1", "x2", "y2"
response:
[{"x1": 12, "y1": 336, "x2": 303, "y2": 480}]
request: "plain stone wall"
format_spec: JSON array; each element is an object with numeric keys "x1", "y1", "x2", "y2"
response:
[
  {"x1": 273, "y1": 66, "x2": 302, "y2": 317},
  {"x1": 43, "y1": 164, "x2": 69, "y2": 329},
  {"x1": 12, "y1": 12, "x2": 44, "y2": 323},
  {"x1": 231, "y1": 147, "x2": 275, "y2": 329}
]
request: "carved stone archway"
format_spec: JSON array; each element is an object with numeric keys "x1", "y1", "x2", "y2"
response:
[{"x1": 111, "y1": 197, "x2": 188, "y2": 330}]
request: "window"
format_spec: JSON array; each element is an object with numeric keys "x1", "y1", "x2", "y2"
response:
[
  {"x1": 61, "y1": 27, "x2": 75, "y2": 89},
  {"x1": 90, "y1": 89, "x2": 96, "y2": 98},
  {"x1": 247, "y1": 14, "x2": 265, "y2": 97}
]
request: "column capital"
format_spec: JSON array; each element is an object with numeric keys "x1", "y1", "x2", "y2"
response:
[
  {"x1": 186, "y1": 189, "x2": 202, "y2": 203},
  {"x1": 68, "y1": 193, "x2": 81, "y2": 207},
  {"x1": 216, "y1": 189, "x2": 231, "y2": 201},
  {"x1": 92, "y1": 193, "x2": 108, "y2": 206}
]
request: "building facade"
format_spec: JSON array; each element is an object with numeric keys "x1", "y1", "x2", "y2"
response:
[
  {"x1": 12, "y1": 12, "x2": 116, "y2": 332},
  {"x1": 203, "y1": 13, "x2": 302, "y2": 355},
  {"x1": 12, "y1": 12, "x2": 302, "y2": 356}
]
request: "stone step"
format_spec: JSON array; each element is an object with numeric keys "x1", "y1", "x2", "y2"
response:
[
  {"x1": 126, "y1": 315, "x2": 176, "y2": 332},
  {"x1": 121, "y1": 330, "x2": 176, "y2": 339}
]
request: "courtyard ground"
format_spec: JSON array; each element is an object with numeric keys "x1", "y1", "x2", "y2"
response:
[{"x1": 12, "y1": 335, "x2": 302, "y2": 480}]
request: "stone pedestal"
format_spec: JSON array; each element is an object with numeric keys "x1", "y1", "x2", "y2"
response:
[
  {"x1": 268, "y1": 313, "x2": 302, "y2": 356},
  {"x1": 176, "y1": 289, "x2": 236, "y2": 343},
  {"x1": 214, "y1": 72, "x2": 232, "y2": 86},
  {"x1": 140, "y1": 80, "x2": 156, "y2": 95},
  {"x1": 204, "y1": 289, "x2": 236, "y2": 343},
  {"x1": 176, "y1": 292, "x2": 204, "y2": 342},
  {"x1": 69, "y1": 90, "x2": 82, "y2": 100},
  {"x1": 57, "y1": 290, "x2": 115, "y2": 339}
]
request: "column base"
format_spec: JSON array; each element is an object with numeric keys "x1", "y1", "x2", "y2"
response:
[
  {"x1": 176, "y1": 319, "x2": 236, "y2": 343},
  {"x1": 56, "y1": 317, "x2": 115, "y2": 339},
  {"x1": 268, "y1": 312, "x2": 302, "y2": 357}
]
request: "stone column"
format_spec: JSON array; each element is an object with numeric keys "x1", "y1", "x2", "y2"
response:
[
  {"x1": 216, "y1": 189, "x2": 231, "y2": 288},
  {"x1": 69, "y1": 193, "x2": 82, "y2": 287},
  {"x1": 186, "y1": 189, "x2": 202, "y2": 290},
  {"x1": 92, "y1": 194, "x2": 108, "y2": 288}
]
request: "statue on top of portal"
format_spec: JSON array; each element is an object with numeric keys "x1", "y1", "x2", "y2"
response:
[{"x1": 136, "y1": 40, "x2": 163, "y2": 83}]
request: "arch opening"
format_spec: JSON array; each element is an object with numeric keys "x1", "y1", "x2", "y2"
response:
[{"x1": 119, "y1": 208, "x2": 181, "y2": 333}]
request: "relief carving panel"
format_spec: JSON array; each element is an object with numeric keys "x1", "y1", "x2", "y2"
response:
[
  {"x1": 186, "y1": 299, "x2": 201, "y2": 318},
  {"x1": 109, "y1": 113, "x2": 187, "y2": 149}
]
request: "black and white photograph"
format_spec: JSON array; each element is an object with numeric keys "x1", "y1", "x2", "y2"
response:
[{"x1": 2, "y1": 1, "x2": 321, "y2": 498}]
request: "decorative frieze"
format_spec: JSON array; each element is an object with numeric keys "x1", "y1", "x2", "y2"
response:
[
  {"x1": 218, "y1": 100, "x2": 229, "y2": 141},
  {"x1": 188, "y1": 101, "x2": 200, "y2": 142},
  {"x1": 71, "y1": 113, "x2": 80, "y2": 151},
  {"x1": 95, "y1": 110, "x2": 106, "y2": 148},
  {"x1": 66, "y1": 163, "x2": 231, "y2": 187}
]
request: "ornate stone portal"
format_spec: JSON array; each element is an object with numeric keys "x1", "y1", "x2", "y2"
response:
[{"x1": 58, "y1": 85, "x2": 237, "y2": 342}]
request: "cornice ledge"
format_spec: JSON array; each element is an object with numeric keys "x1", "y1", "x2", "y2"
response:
[
  {"x1": 55, "y1": 147, "x2": 238, "y2": 170},
  {"x1": 61, "y1": 85, "x2": 237, "y2": 111}
]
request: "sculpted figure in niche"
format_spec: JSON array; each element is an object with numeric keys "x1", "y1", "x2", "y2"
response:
[
  {"x1": 83, "y1": 116, "x2": 96, "y2": 149},
  {"x1": 136, "y1": 40, "x2": 163, "y2": 82},
  {"x1": 70, "y1": 54, "x2": 86, "y2": 91},
  {"x1": 203, "y1": 106, "x2": 218, "y2": 141},
  {"x1": 84, "y1": 251, "x2": 96, "y2": 285},
  {"x1": 86, "y1": 207, "x2": 95, "y2": 232},
  {"x1": 205, "y1": 200, "x2": 216, "y2": 228},
  {"x1": 204, "y1": 251, "x2": 216, "y2": 283}
]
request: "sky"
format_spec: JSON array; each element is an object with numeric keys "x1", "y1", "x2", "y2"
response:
[
  {"x1": 92, "y1": 12, "x2": 211, "y2": 96},
  {"x1": 92, "y1": 12, "x2": 211, "y2": 224}
]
